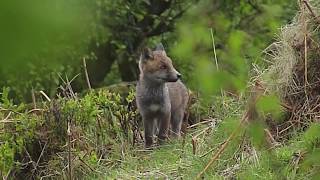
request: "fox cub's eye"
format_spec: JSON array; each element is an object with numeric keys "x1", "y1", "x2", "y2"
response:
[{"x1": 160, "y1": 64, "x2": 167, "y2": 69}]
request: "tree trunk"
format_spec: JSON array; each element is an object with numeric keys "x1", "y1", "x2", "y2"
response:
[
  {"x1": 87, "y1": 42, "x2": 117, "y2": 88},
  {"x1": 117, "y1": 56, "x2": 139, "y2": 82}
]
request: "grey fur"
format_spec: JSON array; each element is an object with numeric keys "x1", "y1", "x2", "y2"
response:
[
  {"x1": 136, "y1": 47, "x2": 189, "y2": 148},
  {"x1": 155, "y1": 43, "x2": 165, "y2": 52}
]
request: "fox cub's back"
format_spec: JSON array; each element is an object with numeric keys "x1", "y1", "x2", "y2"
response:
[{"x1": 167, "y1": 81, "x2": 189, "y2": 112}]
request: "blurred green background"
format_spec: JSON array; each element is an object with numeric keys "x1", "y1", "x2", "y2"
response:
[{"x1": 0, "y1": 0, "x2": 296, "y2": 103}]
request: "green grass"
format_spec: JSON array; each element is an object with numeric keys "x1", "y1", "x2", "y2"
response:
[
  {"x1": 83, "y1": 119, "x2": 246, "y2": 179},
  {"x1": 83, "y1": 120, "x2": 320, "y2": 179}
]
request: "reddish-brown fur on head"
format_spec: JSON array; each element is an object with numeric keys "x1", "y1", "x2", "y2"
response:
[
  {"x1": 139, "y1": 46, "x2": 181, "y2": 83},
  {"x1": 141, "y1": 51, "x2": 172, "y2": 73}
]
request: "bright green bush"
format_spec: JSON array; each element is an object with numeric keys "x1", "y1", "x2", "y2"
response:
[{"x1": 0, "y1": 87, "x2": 139, "y2": 178}]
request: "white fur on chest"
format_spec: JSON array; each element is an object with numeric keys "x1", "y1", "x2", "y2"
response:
[{"x1": 149, "y1": 104, "x2": 161, "y2": 112}]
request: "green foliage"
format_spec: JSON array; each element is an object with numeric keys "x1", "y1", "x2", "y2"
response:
[
  {"x1": 0, "y1": 0, "x2": 91, "y2": 65},
  {"x1": 0, "y1": 142, "x2": 14, "y2": 176},
  {"x1": 0, "y1": 87, "x2": 12, "y2": 108},
  {"x1": 0, "y1": 87, "x2": 139, "y2": 178},
  {"x1": 0, "y1": 0, "x2": 199, "y2": 102},
  {"x1": 172, "y1": 0, "x2": 296, "y2": 93},
  {"x1": 303, "y1": 123, "x2": 320, "y2": 150},
  {"x1": 0, "y1": 0, "x2": 94, "y2": 102},
  {"x1": 0, "y1": 88, "x2": 39, "y2": 175},
  {"x1": 248, "y1": 122, "x2": 266, "y2": 148},
  {"x1": 256, "y1": 94, "x2": 284, "y2": 121}
]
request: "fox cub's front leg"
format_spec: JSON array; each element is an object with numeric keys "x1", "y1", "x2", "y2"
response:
[
  {"x1": 143, "y1": 117, "x2": 155, "y2": 148},
  {"x1": 157, "y1": 113, "x2": 170, "y2": 144}
]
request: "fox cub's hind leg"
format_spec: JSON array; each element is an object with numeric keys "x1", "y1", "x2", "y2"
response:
[{"x1": 170, "y1": 110, "x2": 184, "y2": 137}]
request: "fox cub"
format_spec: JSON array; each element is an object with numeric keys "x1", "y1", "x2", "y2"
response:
[{"x1": 136, "y1": 44, "x2": 189, "y2": 148}]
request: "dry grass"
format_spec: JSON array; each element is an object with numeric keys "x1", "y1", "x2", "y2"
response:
[{"x1": 261, "y1": 0, "x2": 320, "y2": 141}]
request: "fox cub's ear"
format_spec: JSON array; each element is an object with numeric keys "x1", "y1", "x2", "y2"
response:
[
  {"x1": 155, "y1": 43, "x2": 166, "y2": 56},
  {"x1": 155, "y1": 43, "x2": 165, "y2": 51},
  {"x1": 141, "y1": 48, "x2": 153, "y2": 61}
]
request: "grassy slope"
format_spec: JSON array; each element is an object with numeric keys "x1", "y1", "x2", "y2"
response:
[
  {"x1": 87, "y1": 130, "x2": 223, "y2": 179},
  {"x1": 83, "y1": 95, "x2": 320, "y2": 180},
  {"x1": 83, "y1": 97, "x2": 244, "y2": 179},
  {"x1": 88, "y1": 126, "x2": 319, "y2": 179},
  {"x1": 2, "y1": 82, "x2": 319, "y2": 179}
]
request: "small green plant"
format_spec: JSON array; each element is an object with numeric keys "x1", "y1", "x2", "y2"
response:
[
  {"x1": 0, "y1": 87, "x2": 141, "y2": 178},
  {"x1": 0, "y1": 87, "x2": 40, "y2": 176}
]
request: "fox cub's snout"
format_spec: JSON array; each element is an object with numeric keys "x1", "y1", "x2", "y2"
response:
[
  {"x1": 136, "y1": 43, "x2": 189, "y2": 148},
  {"x1": 139, "y1": 45, "x2": 182, "y2": 83}
]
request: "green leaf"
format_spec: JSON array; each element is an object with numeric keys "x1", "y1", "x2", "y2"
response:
[{"x1": 256, "y1": 94, "x2": 283, "y2": 120}]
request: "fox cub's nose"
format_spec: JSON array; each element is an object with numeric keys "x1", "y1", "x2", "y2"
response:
[{"x1": 177, "y1": 73, "x2": 182, "y2": 79}]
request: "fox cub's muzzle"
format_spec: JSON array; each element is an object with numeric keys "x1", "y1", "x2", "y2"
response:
[
  {"x1": 167, "y1": 71, "x2": 181, "y2": 82},
  {"x1": 177, "y1": 73, "x2": 182, "y2": 79}
]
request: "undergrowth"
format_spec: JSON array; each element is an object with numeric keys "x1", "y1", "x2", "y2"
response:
[{"x1": 2, "y1": 86, "x2": 320, "y2": 179}]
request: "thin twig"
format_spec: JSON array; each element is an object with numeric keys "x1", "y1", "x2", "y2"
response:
[
  {"x1": 199, "y1": 142, "x2": 223, "y2": 158},
  {"x1": 302, "y1": 0, "x2": 320, "y2": 23},
  {"x1": 210, "y1": 28, "x2": 219, "y2": 71},
  {"x1": 31, "y1": 88, "x2": 36, "y2": 109},
  {"x1": 304, "y1": 30, "x2": 308, "y2": 85},
  {"x1": 67, "y1": 122, "x2": 72, "y2": 180},
  {"x1": 2, "y1": 169, "x2": 11, "y2": 180},
  {"x1": 192, "y1": 137, "x2": 197, "y2": 155},
  {"x1": 210, "y1": 28, "x2": 225, "y2": 103},
  {"x1": 32, "y1": 141, "x2": 48, "y2": 176},
  {"x1": 187, "y1": 118, "x2": 215, "y2": 129},
  {"x1": 78, "y1": 158, "x2": 95, "y2": 172},
  {"x1": 83, "y1": 57, "x2": 92, "y2": 90},
  {"x1": 264, "y1": 128, "x2": 278, "y2": 147},
  {"x1": 27, "y1": 109, "x2": 45, "y2": 114},
  {"x1": 57, "y1": 73, "x2": 79, "y2": 99},
  {"x1": 39, "y1": 91, "x2": 51, "y2": 102},
  {"x1": 2, "y1": 112, "x2": 12, "y2": 122},
  {"x1": 24, "y1": 147, "x2": 36, "y2": 170},
  {"x1": 302, "y1": 1, "x2": 310, "y2": 110},
  {"x1": 65, "y1": 75, "x2": 77, "y2": 99},
  {"x1": 193, "y1": 127, "x2": 211, "y2": 140}
]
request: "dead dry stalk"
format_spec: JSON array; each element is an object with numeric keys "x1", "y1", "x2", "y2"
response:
[
  {"x1": 210, "y1": 28, "x2": 219, "y2": 71},
  {"x1": 31, "y1": 141, "x2": 48, "y2": 177},
  {"x1": 302, "y1": 1, "x2": 310, "y2": 109},
  {"x1": 39, "y1": 91, "x2": 51, "y2": 102},
  {"x1": 188, "y1": 118, "x2": 215, "y2": 129},
  {"x1": 191, "y1": 126, "x2": 212, "y2": 155},
  {"x1": 31, "y1": 88, "x2": 37, "y2": 109},
  {"x1": 210, "y1": 28, "x2": 225, "y2": 99},
  {"x1": 302, "y1": 0, "x2": 320, "y2": 23},
  {"x1": 67, "y1": 122, "x2": 72, "y2": 180},
  {"x1": 83, "y1": 57, "x2": 92, "y2": 90}
]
